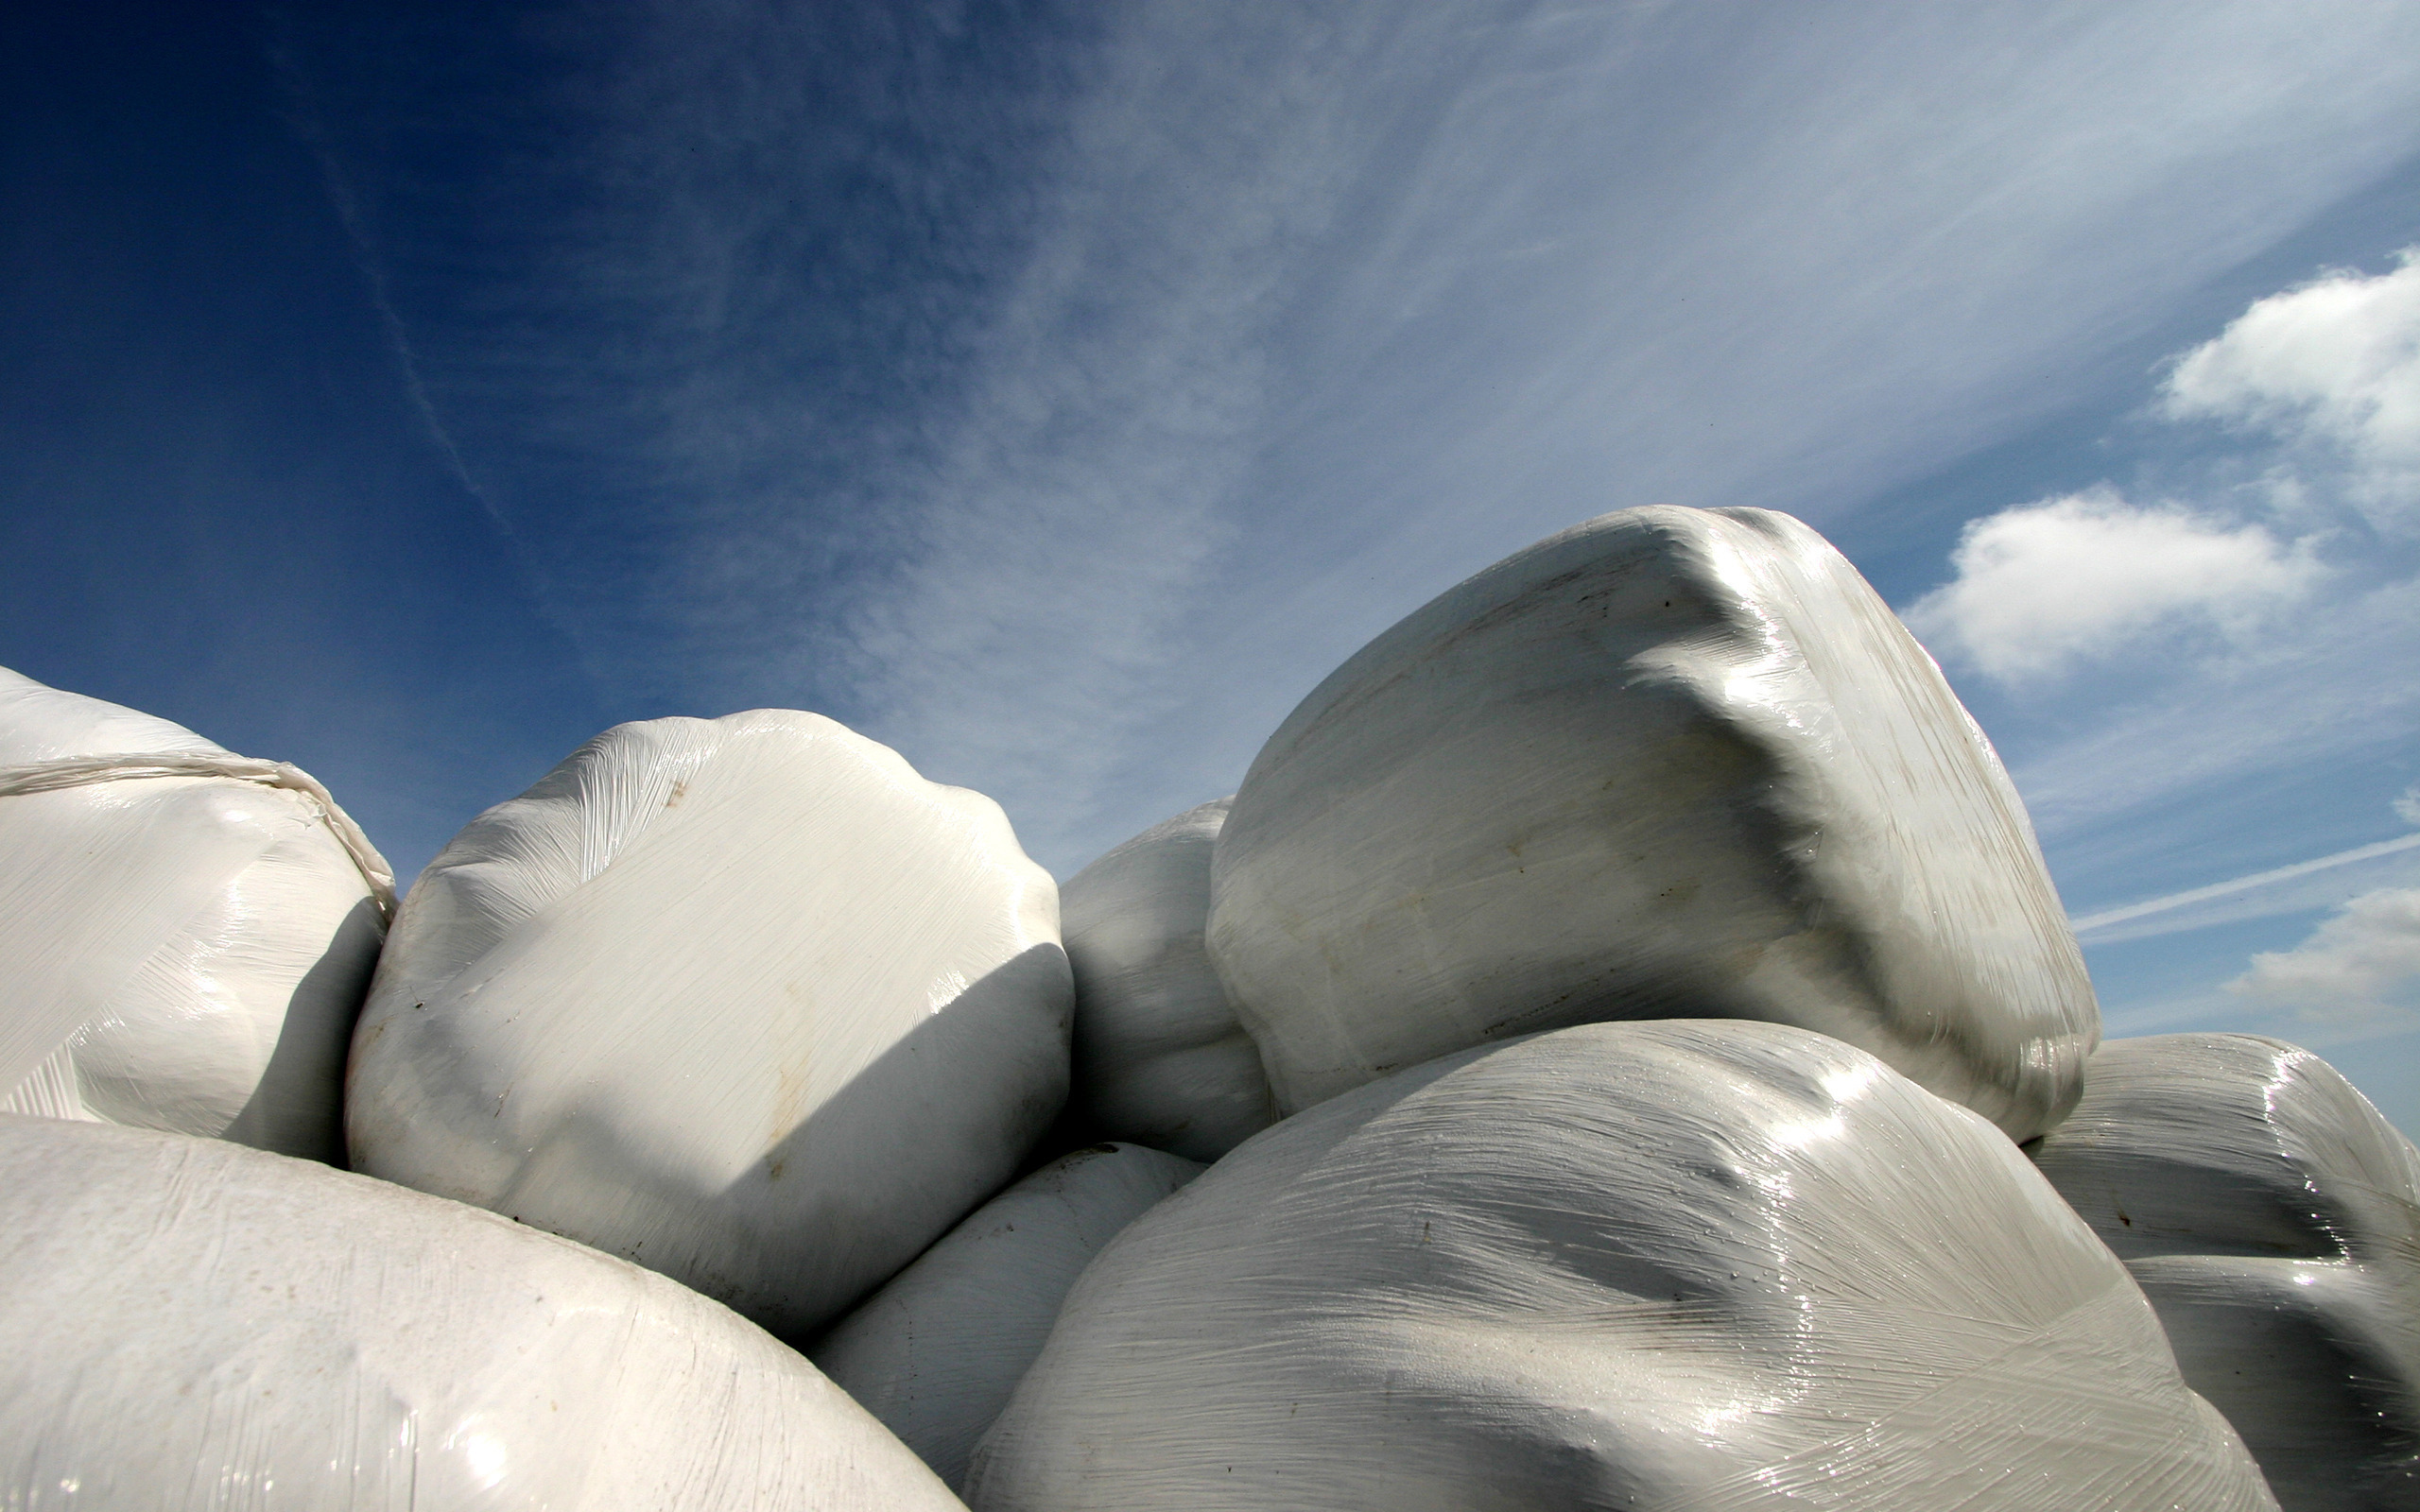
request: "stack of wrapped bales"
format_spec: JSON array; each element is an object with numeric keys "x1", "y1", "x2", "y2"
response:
[
  {"x1": 2033, "y1": 1035, "x2": 2420, "y2": 1511},
  {"x1": 3, "y1": 506, "x2": 2403, "y2": 1509}
]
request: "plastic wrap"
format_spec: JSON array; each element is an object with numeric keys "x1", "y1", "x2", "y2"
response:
[
  {"x1": 347, "y1": 710, "x2": 1073, "y2": 1342},
  {"x1": 967, "y1": 1020, "x2": 2273, "y2": 1512},
  {"x1": 1061, "y1": 798, "x2": 1276, "y2": 1160},
  {"x1": 2030, "y1": 1034, "x2": 2420, "y2": 1511},
  {"x1": 1205, "y1": 507, "x2": 2098, "y2": 1140},
  {"x1": 0, "y1": 1114, "x2": 965, "y2": 1511},
  {"x1": 814, "y1": 1142, "x2": 1203, "y2": 1489},
  {"x1": 0, "y1": 666, "x2": 390, "y2": 1161}
]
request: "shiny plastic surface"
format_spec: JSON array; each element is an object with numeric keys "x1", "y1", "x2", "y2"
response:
[
  {"x1": 815, "y1": 1141, "x2": 1202, "y2": 1489},
  {"x1": 0, "y1": 667, "x2": 389, "y2": 1161},
  {"x1": 347, "y1": 710, "x2": 1073, "y2": 1342},
  {"x1": 1206, "y1": 506, "x2": 2099, "y2": 1140},
  {"x1": 0, "y1": 1114, "x2": 966, "y2": 1511},
  {"x1": 968, "y1": 1021, "x2": 2274, "y2": 1512},
  {"x1": 1061, "y1": 798, "x2": 1276, "y2": 1160},
  {"x1": 2031, "y1": 1034, "x2": 2420, "y2": 1512}
]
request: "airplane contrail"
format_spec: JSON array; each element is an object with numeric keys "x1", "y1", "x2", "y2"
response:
[{"x1": 2069, "y1": 831, "x2": 2420, "y2": 936}]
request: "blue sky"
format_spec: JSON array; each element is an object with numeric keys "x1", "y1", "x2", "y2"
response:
[{"x1": 9, "y1": 3, "x2": 2420, "y2": 1127}]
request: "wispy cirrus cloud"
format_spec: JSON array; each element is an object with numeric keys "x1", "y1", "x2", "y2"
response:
[
  {"x1": 288, "y1": 0, "x2": 2420, "y2": 871},
  {"x1": 862, "y1": 0, "x2": 2420, "y2": 866}
]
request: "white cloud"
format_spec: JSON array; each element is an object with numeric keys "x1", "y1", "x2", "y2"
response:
[
  {"x1": 1902, "y1": 488, "x2": 2319, "y2": 682},
  {"x1": 2398, "y1": 782, "x2": 2420, "y2": 827},
  {"x1": 2228, "y1": 885, "x2": 2420, "y2": 1020},
  {"x1": 2162, "y1": 249, "x2": 2420, "y2": 522},
  {"x1": 1933, "y1": 259, "x2": 2420, "y2": 873},
  {"x1": 1905, "y1": 255, "x2": 2420, "y2": 717}
]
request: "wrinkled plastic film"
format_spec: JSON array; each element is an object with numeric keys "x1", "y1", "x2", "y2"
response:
[
  {"x1": 1061, "y1": 798, "x2": 1277, "y2": 1162},
  {"x1": 0, "y1": 1116, "x2": 969, "y2": 1511},
  {"x1": 0, "y1": 751, "x2": 396, "y2": 913},
  {"x1": 968, "y1": 1022, "x2": 2273, "y2": 1512},
  {"x1": 0, "y1": 681, "x2": 393, "y2": 1156},
  {"x1": 348, "y1": 710, "x2": 1073, "y2": 1343},
  {"x1": 3, "y1": 1043, "x2": 81, "y2": 1121},
  {"x1": 1659, "y1": 1284, "x2": 2270, "y2": 1511},
  {"x1": 2031, "y1": 1034, "x2": 2420, "y2": 1511},
  {"x1": 815, "y1": 1142, "x2": 1203, "y2": 1488},
  {"x1": 1204, "y1": 506, "x2": 2099, "y2": 1140},
  {"x1": 0, "y1": 779, "x2": 293, "y2": 1095}
]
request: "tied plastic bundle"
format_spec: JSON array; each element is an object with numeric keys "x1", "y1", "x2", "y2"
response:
[
  {"x1": 0, "y1": 1115, "x2": 965, "y2": 1511},
  {"x1": 1060, "y1": 798, "x2": 1276, "y2": 1161},
  {"x1": 968, "y1": 1021, "x2": 2275, "y2": 1512},
  {"x1": 0, "y1": 667, "x2": 391, "y2": 1160},
  {"x1": 2031, "y1": 1034, "x2": 2420, "y2": 1512},
  {"x1": 815, "y1": 1142, "x2": 1202, "y2": 1489},
  {"x1": 347, "y1": 710, "x2": 1073, "y2": 1342},
  {"x1": 1206, "y1": 506, "x2": 2099, "y2": 1140}
]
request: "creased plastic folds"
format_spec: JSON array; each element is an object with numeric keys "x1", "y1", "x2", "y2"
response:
[
  {"x1": 0, "y1": 1115, "x2": 964, "y2": 1511},
  {"x1": 1205, "y1": 506, "x2": 2099, "y2": 1140},
  {"x1": 1061, "y1": 798, "x2": 1276, "y2": 1160},
  {"x1": 2031, "y1": 1034, "x2": 2420, "y2": 1512},
  {"x1": 0, "y1": 666, "x2": 389, "y2": 1160},
  {"x1": 968, "y1": 1020, "x2": 2274, "y2": 1512},
  {"x1": 346, "y1": 710, "x2": 1073, "y2": 1341},
  {"x1": 815, "y1": 1141, "x2": 1203, "y2": 1489}
]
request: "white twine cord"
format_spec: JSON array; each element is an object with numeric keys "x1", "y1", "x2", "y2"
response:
[{"x1": 0, "y1": 753, "x2": 397, "y2": 919}]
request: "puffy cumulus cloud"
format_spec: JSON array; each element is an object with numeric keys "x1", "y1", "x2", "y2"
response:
[
  {"x1": 2162, "y1": 249, "x2": 2420, "y2": 520},
  {"x1": 2228, "y1": 885, "x2": 2420, "y2": 1020},
  {"x1": 1902, "y1": 488, "x2": 2320, "y2": 682}
]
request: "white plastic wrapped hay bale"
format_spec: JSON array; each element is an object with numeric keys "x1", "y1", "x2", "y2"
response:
[
  {"x1": 2030, "y1": 1034, "x2": 2420, "y2": 1512},
  {"x1": 814, "y1": 1141, "x2": 1202, "y2": 1489},
  {"x1": 0, "y1": 666, "x2": 391, "y2": 1161},
  {"x1": 0, "y1": 1115, "x2": 965, "y2": 1511},
  {"x1": 1206, "y1": 506, "x2": 2098, "y2": 1140},
  {"x1": 1062, "y1": 798, "x2": 1276, "y2": 1160},
  {"x1": 347, "y1": 710, "x2": 1072, "y2": 1342},
  {"x1": 967, "y1": 1020, "x2": 2275, "y2": 1512}
]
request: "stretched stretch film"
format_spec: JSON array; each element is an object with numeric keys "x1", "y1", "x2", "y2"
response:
[
  {"x1": 1205, "y1": 506, "x2": 2099, "y2": 1140},
  {"x1": 0, "y1": 667, "x2": 390, "y2": 1160},
  {"x1": 967, "y1": 1021, "x2": 2276, "y2": 1512},
  {"x1": 347, "y1": 710, "x2": 1072, "y2": 1342},
  {"x1": 0, "y1": 1115, "x2": 966, "y2": 1511},
  {"x1": 2031, "y1": 1034, "x2": 2420, "y2": 1512},
  {"x1": 814, "y1": 1142, "x2": 1203, "y2": 1489},
  {"x1": 1061, "y1": 798, "x2": 1276, "y2": 1160}
]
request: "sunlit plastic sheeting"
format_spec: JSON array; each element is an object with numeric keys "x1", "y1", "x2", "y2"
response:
[
  {"x1": 968, "y1": 1020, "x2": 2274, "y2": 1512},
  {"x1": 1062, "y1": 799, "x2": 1276, "y2": 1160},
  {"x1": 347, "y1": 710, "x2": 1073, "y2": 1342},
  {"x1": 0, "y1": 1116, "x2": 967, "y2": 1512},
  {"x1": 0, "y1": 666, "x2": 389, "y2": 1162},
  {"x1": 2030, "y1": 1034, "x2": 2420, "y2": 1512},
  {"x1": 815, "y1": 1142, "x2": 1202, "y2": 1489},
  {"x1": 1205, "y1": 507, "x2": 2099, "y2": 1141}
]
